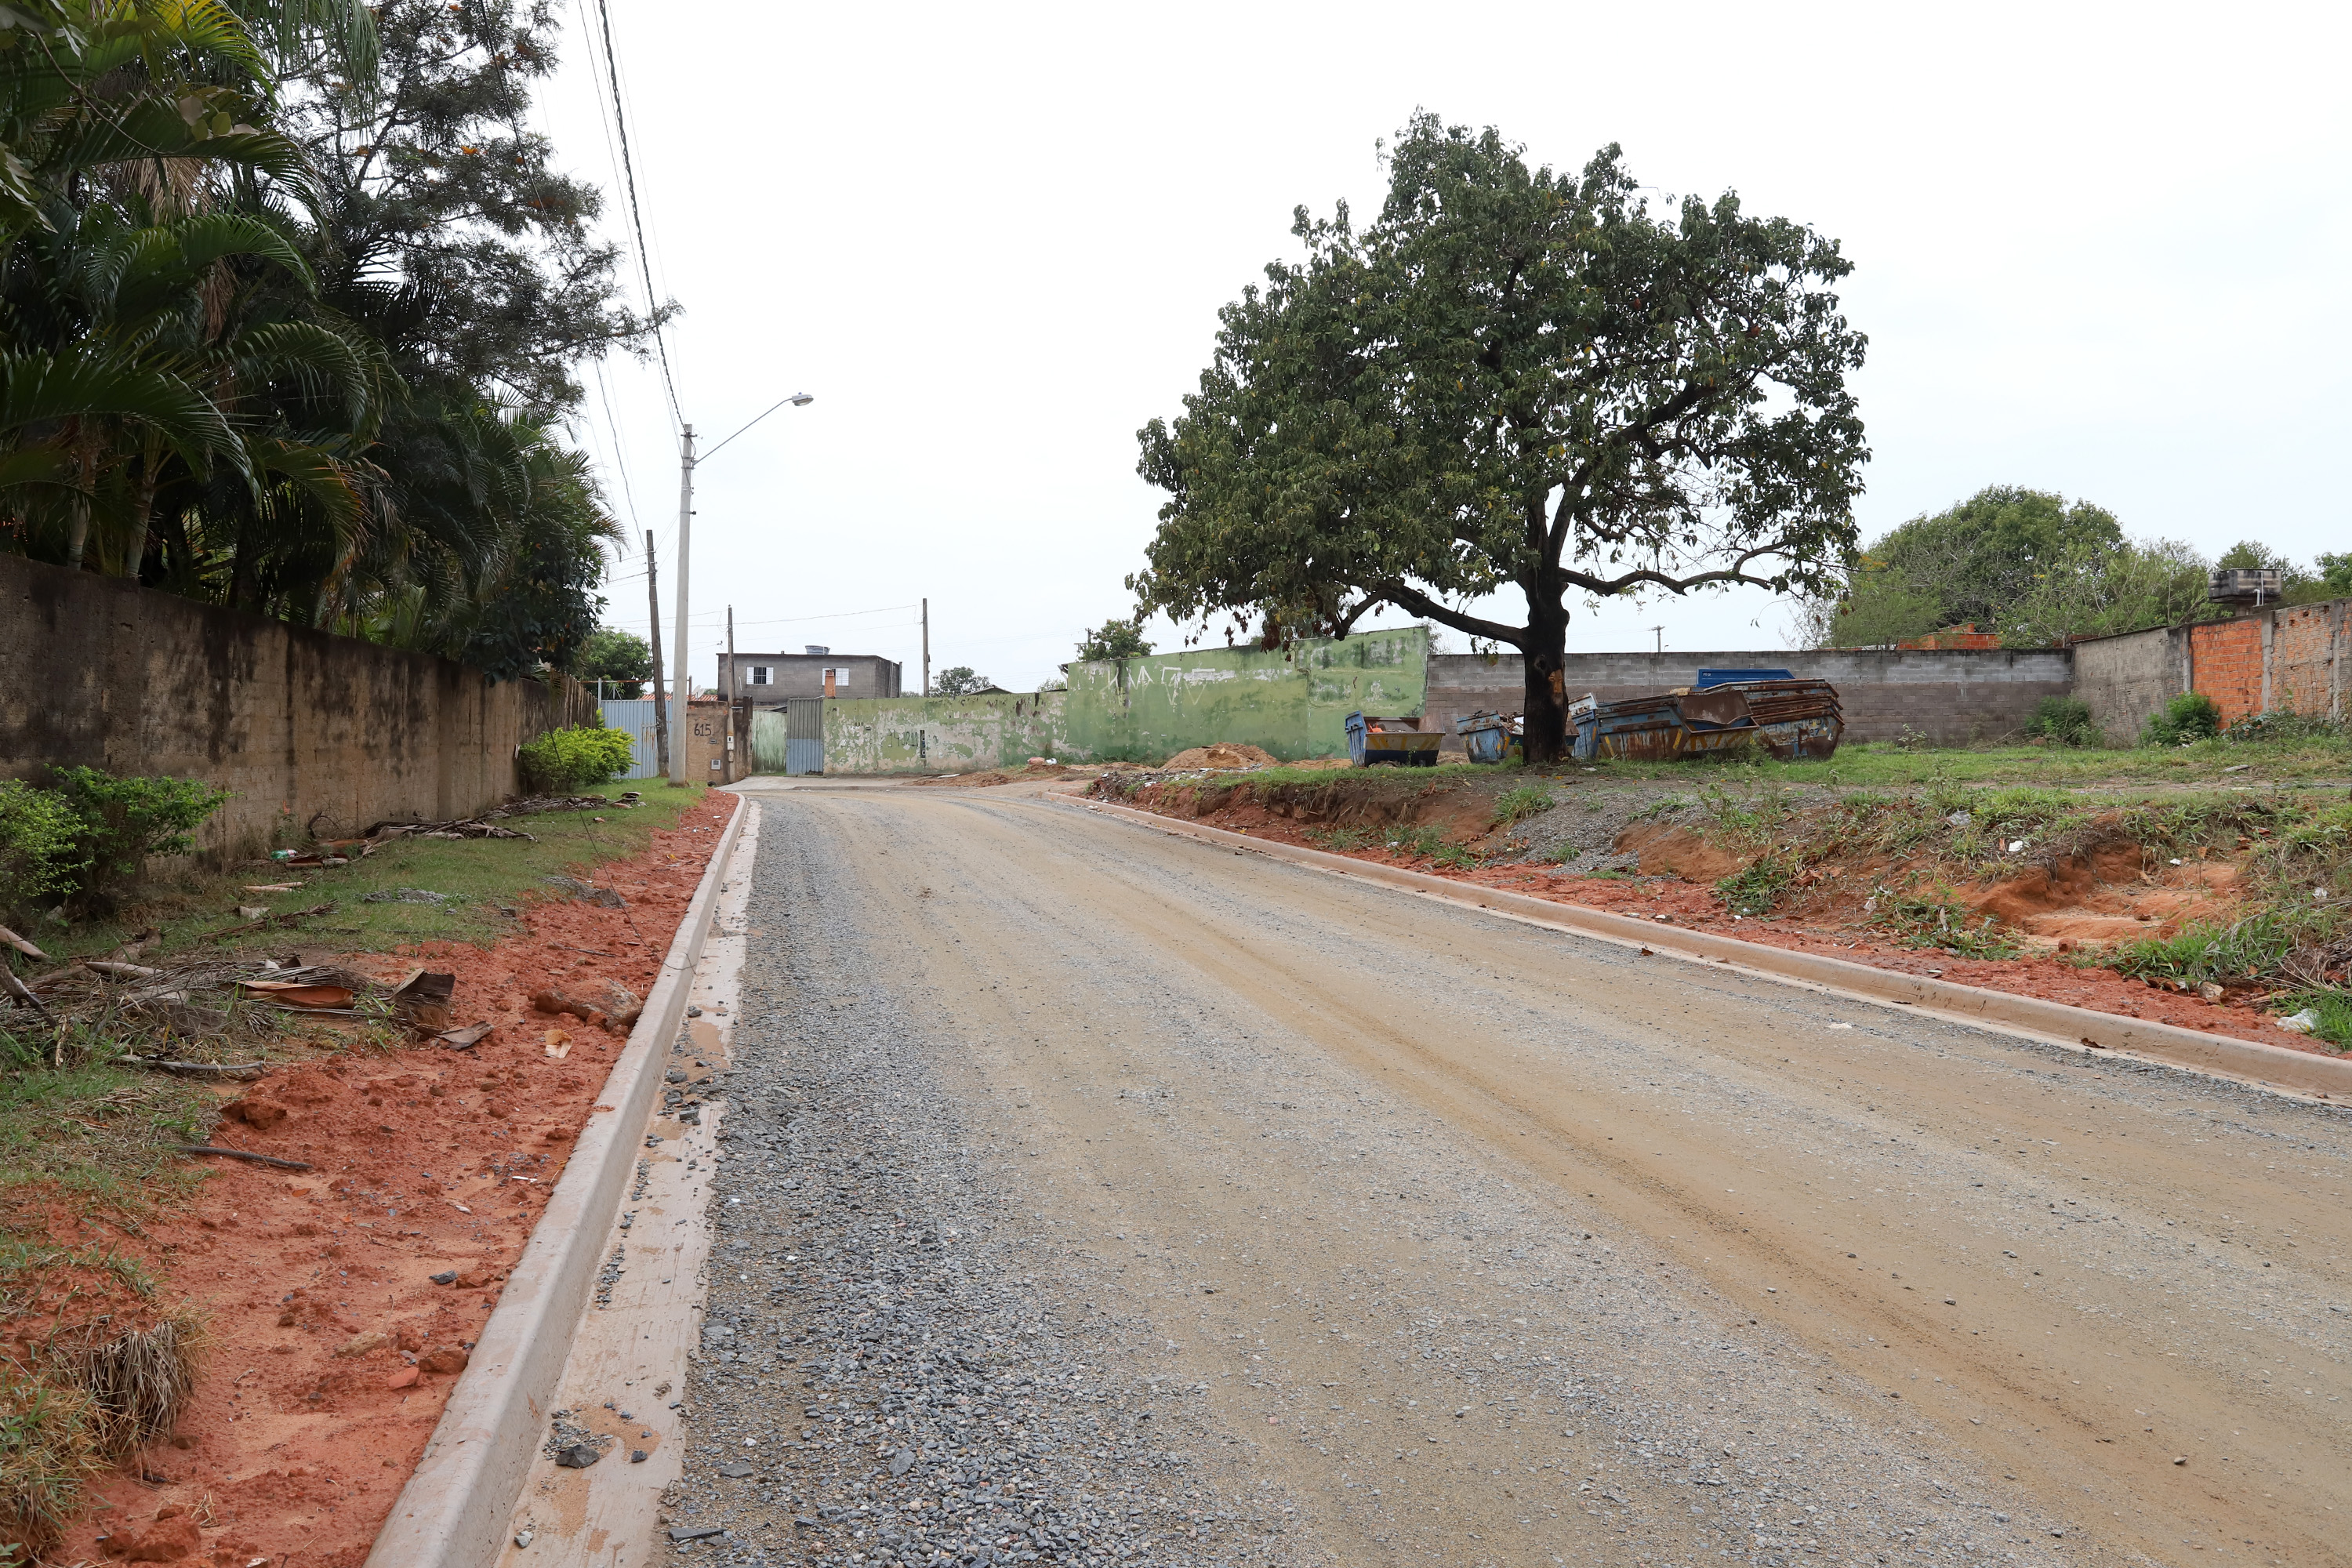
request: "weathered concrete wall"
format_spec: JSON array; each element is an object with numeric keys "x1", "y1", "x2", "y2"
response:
[
  {"x1": 1427, "y1": 648, "x2": 2074, "y2": 745},
  {"x1": 680, "y1": 698, "x2": 754, "y2": 783},
  {"x1": 0, "y1": 553, "x2": 595, "y2": 862},
  {"x1": 2268, "y1": 601, "x2": 2348, "y2": 718},
  {"x1": 1059, "y1": 629, "x2": 1428, "y2": 763},
  {"x1": 2071, "y1": 626, "x2": 2186, "y2": 744},
  {"x1": 823, "y1": 691, "x2": 1069, "y2": 775},
  {"x1": 816, "y1": 630, "x2": 1431, "y2": 774}
]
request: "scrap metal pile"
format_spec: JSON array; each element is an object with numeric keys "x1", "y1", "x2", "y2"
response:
[{"x1": 1570, "y1": 674, "x2": 1844, "y2": 762}]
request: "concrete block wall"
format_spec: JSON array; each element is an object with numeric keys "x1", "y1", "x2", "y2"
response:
[
  {"x1": 1, "y1": 553, "x2": 595, "y2": 862},
  {"x1": 1426, "y1": 649, "x2": 2073, "y2": 746}
]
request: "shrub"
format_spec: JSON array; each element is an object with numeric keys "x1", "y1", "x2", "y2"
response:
[
  {"x1": 2026, "y1": 695, "x2": 2100, "y2": 747},
  {"x1": 2221, "y1": 709, "x2": 2347, "y2": 744},
  {"x1": 0, "y1": 782, "x2": 80, "y2": 917},
  {"x1": 518, "y1": 723, "x2": 637, "y2": 793},
  {"x1": 45, "y1": 769, "x2": 230, "y2": 913},
  {"x1": 2142, "y1": 691, "x2": 2221, "y2": 747}
]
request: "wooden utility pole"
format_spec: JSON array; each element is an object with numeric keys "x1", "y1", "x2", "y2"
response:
[
  {"x1": 921, "y1": 597, "x2": 930, "y2": 697},
  {"x1": 646, "y1": 529, "x2": 670, "y2": 782}
]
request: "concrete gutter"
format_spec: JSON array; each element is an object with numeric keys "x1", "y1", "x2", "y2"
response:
[
  {"x1": 1073, "y1": 794, "x2": 2352, "y2": 1102},
  {"x1": 367, "y1": 793, "x2": 750, "y2": 1568}
]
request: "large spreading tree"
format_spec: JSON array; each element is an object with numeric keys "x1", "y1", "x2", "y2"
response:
[{"x1": 1133, "y1": 114, "x2": 1871, "y2": 763}]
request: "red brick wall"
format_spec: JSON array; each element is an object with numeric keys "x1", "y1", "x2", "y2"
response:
[
  {"x1": 2272, "y1": 604, "x2": 2340, "y2": 716},
  {"x1": 2189, "y1": 619, "x2": 2264, "y2": 724}
]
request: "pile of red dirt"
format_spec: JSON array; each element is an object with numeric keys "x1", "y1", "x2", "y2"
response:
[
  {"x1": 43, "y1": 790, "x2": 738, "y2": 1568},
  {"x1": 1160, "y1": 742, "x2": 1279, "y2": 771}
]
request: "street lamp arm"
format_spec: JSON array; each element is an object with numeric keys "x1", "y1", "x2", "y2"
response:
[{"x1": 697, "y1": 391, "x2": 815, "y2": 464}]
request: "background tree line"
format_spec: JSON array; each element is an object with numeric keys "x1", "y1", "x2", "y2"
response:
[
  {"x1": 1800, "y1": 485, "x2": 2350, "y2": 649},
  {"x1": 0, "y1": 0, "x2": 665, "y2": 678}
]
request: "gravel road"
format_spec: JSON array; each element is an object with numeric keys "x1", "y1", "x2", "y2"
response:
[{"x1": 666, "y1": 782, "x2": 2352, "y2": 1568}]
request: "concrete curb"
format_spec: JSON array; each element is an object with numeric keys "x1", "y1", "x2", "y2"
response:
[
  {"x1": 1073, "y1": 795, "x2": 2352, "y2": 1102},
  {"x1": 366, "y1": 793, "x2": 750, "y2": 1568}
]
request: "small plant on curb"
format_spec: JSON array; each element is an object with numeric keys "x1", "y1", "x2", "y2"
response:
[
  {"x1": 1864, "y1": 880, "x2": 2019, "y2": 958},
  {"x1": 518, "y1": 723, "x2": 636, "y2": 793},
  {"x1": 2270, "y1": 989, "x2": 2352, "y2": 1050},
  {"x1": 1717, "y1": 852, "x2": 1798, "y2": 917},
  {"x1": 2105, "y1": 913, "x2": 2307, "y2": 987}
]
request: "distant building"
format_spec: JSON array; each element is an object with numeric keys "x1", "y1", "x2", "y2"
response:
[{"x1": 718, "y1": 646, "x2": 904, "y2": 702}]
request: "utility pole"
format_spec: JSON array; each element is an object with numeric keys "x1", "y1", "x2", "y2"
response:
[
  {"x1": 1651, "y1": 625, "x2": 1665, "y2": 655},
  {"x1": 725, "y1": 604, "x2": 737, "y2": 783},
  {"x1": 921, "y1": 597, "x2": 931, "y2": 698},
  {"x1": 646, "y1": 529, "x2": 670, "y2": 782},
  {"x1": 669, "y1": 423, "x2": 695, "y2": 785}
]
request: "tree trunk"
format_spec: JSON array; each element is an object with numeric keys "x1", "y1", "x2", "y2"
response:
[{"x1": 1523, "y1": 586, "x2": 1571, "y2": 765}]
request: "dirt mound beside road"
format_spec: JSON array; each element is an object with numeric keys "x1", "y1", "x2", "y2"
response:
[{"x1": 1160, "y1": 742, "x2": 1279, "y2": 771}]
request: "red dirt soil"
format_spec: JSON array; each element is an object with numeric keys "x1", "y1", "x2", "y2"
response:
[
  {"x1": 50, "y1": 791, "x2": 739, "y2": 1568},
  {"x1": 1118, "y1": 793, "x2": 2343, "y2": 1060}
]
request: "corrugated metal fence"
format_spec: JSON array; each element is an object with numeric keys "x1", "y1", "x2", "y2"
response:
[
  {"x1": 750, "y1": 699, "x2": 824, "y2": 775},
  {"x1": 597, "y1": 699, "x2": 666, "y2": 780}
]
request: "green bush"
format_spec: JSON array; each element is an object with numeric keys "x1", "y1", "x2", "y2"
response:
[
  {"x1": 45, "y1": 768, "x2": 230, "y2": 913},
  {"x1": 2142, "y1": 691, "x2": 2221, "y2": 747},
  {"x1": 518, "y1": 724, "x2": 637, "y2": 793},
  {"x1": 2026, "y1": 695, "x2": 2100, "y2": 747},
  {"x1": 0, "y1": 782, "x2": 81, "y2": 917}
]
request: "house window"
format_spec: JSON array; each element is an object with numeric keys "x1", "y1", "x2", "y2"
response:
[{"x1": 750, "y1": 666, "x2": 771, "y2": 686}]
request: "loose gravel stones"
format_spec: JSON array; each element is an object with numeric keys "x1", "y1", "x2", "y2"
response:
[{"x1": 662, "y1": 827, "x2": 1305, "y2": 1567}]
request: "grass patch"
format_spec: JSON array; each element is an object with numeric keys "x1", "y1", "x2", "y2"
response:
[
  {"x1": 31, "y1": 782, "x2": 711, "y2": 964},
  {"x1": 1302, "y1": 823, "x2": 1479, "y2": 869},
  {"x1": 2104, "y1": 913, "x2": 2309, "y2": 986},
  {"x1": 1492, "y1": 786, "x2": 1556, "y2": 828},
  {"x1": 1865, "y1": 880, "x2": 2020, "y2": 959},
  {"x1": 1717, "y1": 853, "x2": 1798, "y2": 916}
]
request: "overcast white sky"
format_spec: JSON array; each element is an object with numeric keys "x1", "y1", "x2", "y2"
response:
[{"x1": 543, "y1": 1, "x2": 2350, "y2": 692}]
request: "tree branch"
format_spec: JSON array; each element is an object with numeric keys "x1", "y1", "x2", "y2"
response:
[{"x1": 1375, "y1": 582, "x2": 1527, "y2": 648}]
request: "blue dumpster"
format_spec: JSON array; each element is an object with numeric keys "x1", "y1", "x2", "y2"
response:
[
  {"x1": 1346, "y1": 712, "x2": 1442, "y2": 768},
  {"x1": 1457, "y1": 710, "x2": 1521, "y2": 765}
]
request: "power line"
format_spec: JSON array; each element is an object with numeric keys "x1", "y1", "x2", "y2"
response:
[{"x1": 589, "y1": 0, "x2": 681, "y2": 426}]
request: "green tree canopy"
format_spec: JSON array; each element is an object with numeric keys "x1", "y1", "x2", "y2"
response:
[
  {"x1": 0, "y1": 0, "x2": 645, "y2": 681},
  {"x1": 1836, "y1": 485, "x2": 2123, "y2": 641},
  {"x1": 1132, "y1": 114, "x2": 1869, "y2": 761},
  {"x1": 933, "y1": 666, "x2": 992, "y2": 696},
  {"x1": 578, "y1": 626, "x2": 653, "y2": 697},
  {"x1": 1075, "y1": 617, "x2": 1153, "y2": 662}
]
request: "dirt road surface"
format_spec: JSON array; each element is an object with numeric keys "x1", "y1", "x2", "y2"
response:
[{"x1": 666, "y1": 782, "x2": 2350, "y2": 1567}]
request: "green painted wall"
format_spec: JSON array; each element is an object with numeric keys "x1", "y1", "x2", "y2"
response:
[
  {"x1": 1059, "y1": 627, "x2": 1428, "y2": 762},
  {"x1": 813, "y1": 629, "x2": 1428, "y2": 774},
  {"x1": 822, "y1": 691, "x2": 1066, "y2": 775}
]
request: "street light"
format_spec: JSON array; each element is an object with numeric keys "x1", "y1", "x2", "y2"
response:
[{"x1": 669, "y1": 392, "x2": 815, "y2": 785}]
